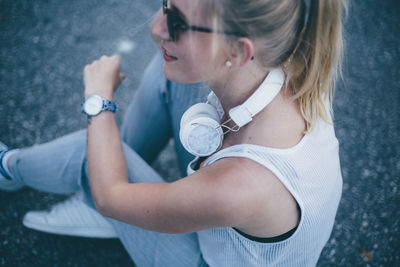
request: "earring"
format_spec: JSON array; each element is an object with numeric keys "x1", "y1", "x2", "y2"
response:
[{"x1": 225, "y1": 60, "x2": 232, "y2": 68}]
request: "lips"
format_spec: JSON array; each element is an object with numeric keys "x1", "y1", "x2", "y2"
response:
[{"x1": 162, "y1": 47, "x2": 178, "y2": 62}]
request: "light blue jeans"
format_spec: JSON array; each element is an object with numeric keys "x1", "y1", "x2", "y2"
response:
[{"x1": 7, "y1": 54, "x2": 210, "y2": 267}]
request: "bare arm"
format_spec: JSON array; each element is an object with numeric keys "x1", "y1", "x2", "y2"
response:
[
  {"x1": 83, "y1": 56, "x2": 298, "y2": 235},
  {"x1": 83, "y1": 6, "x2": 163, "y2": 208},
  {"x1": 81, "y1": 55, "x2": 259, "y2": 233},
  {"x1": 82, "y1": 53, "x2": 237, "y2": 234},
  {"x1": 82, "y1": 55, "x2": 126, "y2": 211}
]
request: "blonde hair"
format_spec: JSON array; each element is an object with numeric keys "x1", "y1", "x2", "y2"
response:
[{"x1": 203, "y1": 0, "x2": 347, "y2": 132}]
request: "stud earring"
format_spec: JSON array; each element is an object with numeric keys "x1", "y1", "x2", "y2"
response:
[{"x1": 225, "y1": 60, "x2": 232, "y2": 68}]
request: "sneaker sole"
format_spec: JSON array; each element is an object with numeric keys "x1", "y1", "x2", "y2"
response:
[{"x1": 23, "y1": 218, "x2": 118, "y2": 239}]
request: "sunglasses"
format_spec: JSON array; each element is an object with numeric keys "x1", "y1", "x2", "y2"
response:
[{"x1": 162, "y1": 0, "x2": 240, "y2": 42}]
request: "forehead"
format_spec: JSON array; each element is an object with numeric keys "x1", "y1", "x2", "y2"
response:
[{"x1": 171, "y1": 0, "x2": 205, "y2": 21}]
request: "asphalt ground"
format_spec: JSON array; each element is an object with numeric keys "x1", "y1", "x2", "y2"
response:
[{"x1": 0, "y1": 0, "x2": 399, "y2": 266}]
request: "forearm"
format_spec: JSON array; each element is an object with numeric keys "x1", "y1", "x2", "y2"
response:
[
  {"x1": 86, "y1": 116, "x2": 185, "y2": 232},
  {"x1": 87, "y1": 111, "x2": 128, "y2": 211},
  {"x1": 82, "y1": 54, "x2": 128, "y2": 212}
]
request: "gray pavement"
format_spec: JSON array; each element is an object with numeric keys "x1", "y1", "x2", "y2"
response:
[{"x1": 0, "y1": 0, "x2": 399, "y2": 266}]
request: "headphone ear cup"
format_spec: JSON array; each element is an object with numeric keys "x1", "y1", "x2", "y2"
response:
[
  {"x1": 180, "y1": 103, "x2": 221, "y2": 129},
  {"x1": 180, "y1": 103, "x2": 224, "y2": 157}
]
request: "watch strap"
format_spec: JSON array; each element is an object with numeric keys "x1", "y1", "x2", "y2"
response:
[
  {"x1": 102, "y1": 99, "x2": 118, "y2": 113},
  {"x1": 81, "y1": 95, "x2": 118, "y2": 118}
]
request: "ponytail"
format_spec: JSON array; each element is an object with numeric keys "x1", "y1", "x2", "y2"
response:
[
  {"x1": 204, "y1": 0, "x2": 347, "y2": 132},
  {"x1": 287, "y1": 0, "x2": 347, "y2": 132}
]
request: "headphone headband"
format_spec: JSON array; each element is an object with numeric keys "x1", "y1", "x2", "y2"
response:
[
  {"x1": 180, "y1": 68, "x2": 285, "y2": 157},
  {"x1": 229, "y1": 68, "x2": 285, "y2": 127}
]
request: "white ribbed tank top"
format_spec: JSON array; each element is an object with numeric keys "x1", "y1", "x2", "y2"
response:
[{"x1": 187, "y1": 119, "x2": 343, "y2": 267}]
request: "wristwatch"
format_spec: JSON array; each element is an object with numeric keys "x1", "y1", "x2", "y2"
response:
[{"x1": 81, "y1": 94, "x2": 118, "y2": 117}]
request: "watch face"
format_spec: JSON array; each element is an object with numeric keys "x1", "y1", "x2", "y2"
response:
[{"x1": 83, "y1": 95, "x2": 102, "y2": 116}]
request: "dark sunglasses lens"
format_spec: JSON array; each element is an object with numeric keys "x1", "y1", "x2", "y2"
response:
[{"x1": 166, "y1": 13, "x2": 178, "y2": 41}]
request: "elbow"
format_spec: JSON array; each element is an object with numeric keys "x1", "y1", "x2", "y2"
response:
[
  {"x1": 90, "y1": 182, "x2": 124, "y2": 217},
  {"x1": 92, "y1": 193, "x2": 113, "y2": 217}
]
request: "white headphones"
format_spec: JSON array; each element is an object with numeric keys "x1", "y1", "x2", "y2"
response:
[{"x1": 179, "y1": 68, "x2": 285, "y2": 157}]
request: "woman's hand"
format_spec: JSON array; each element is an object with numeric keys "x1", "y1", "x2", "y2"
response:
[{"x1": 83, "y1": 55, "x2": 125, "y2": 100}]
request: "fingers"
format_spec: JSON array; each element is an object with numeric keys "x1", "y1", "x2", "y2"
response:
[
  {"x1": 85, "y1": 55, "x2": 121, "y2": 68},
  {"x1": 83, "y1": 55, "x2": 122, "y2": 74},
  {"x1": 99, "y1": 55, "x2": 120, "y2": 63},
  {"x1": 83, "y1": 55, "x2": 125, "y2": 99}
]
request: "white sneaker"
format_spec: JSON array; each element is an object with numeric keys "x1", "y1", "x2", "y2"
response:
[
  {"x1": 23, "y1": 193, "x2": 118, "y2": 238},
  {"x1": 0, "y1": 141, "x2": 23, "y2": 191}
]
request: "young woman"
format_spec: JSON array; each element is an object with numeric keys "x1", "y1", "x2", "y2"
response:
[{"x1": 0, "y1": 0, "x2": 346, "y2": 266}]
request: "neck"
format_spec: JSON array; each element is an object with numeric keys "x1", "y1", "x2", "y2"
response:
[
  {"x1": 205, "y1": 63, "x2": 306, "y2": 149},
  {"x1": 206, "y1": 63, "x2": 268, "y2": 115}
]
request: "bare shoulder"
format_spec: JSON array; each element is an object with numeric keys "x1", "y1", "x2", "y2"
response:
[
  {"x1": 202, "y1": 156, "x2": 290, "y2": 203},
  {"x1": 201, "y1": 156, "x2": 300, "y2": 238},
  {"x1": 138, "y1": 156, "x2": 301, "y2": 235}
]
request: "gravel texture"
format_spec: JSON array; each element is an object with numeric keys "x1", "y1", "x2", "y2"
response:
[{"x1": 0, "y1": 0, "x2": 399, "y2": 266}]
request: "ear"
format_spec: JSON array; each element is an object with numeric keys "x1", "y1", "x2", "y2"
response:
[{"x1": 230, "y1": 38, "x2": 255, "y2": 67}]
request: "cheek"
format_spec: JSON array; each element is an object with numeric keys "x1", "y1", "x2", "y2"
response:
[
  {"x1": 185, "y1": 53, "x2": 215, "y2": 81},
  {"x1": 163, "y1": 36, "x2": 225, "y2": 83}
]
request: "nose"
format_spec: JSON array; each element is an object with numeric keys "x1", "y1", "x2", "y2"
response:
[{"x1": 151, "y1": 10, "x2": 170, "y2": 44}]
